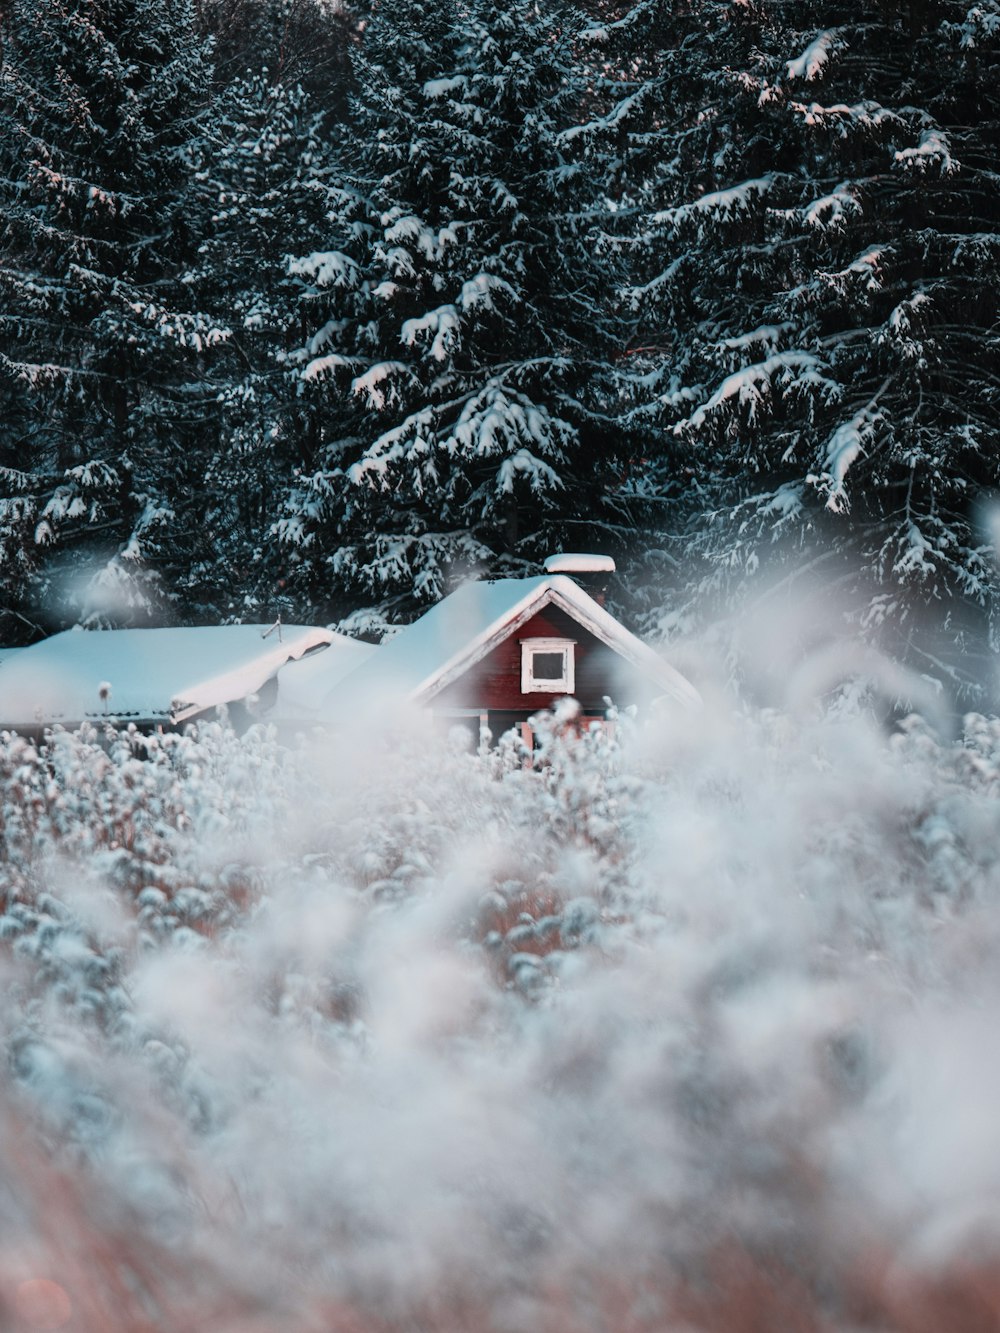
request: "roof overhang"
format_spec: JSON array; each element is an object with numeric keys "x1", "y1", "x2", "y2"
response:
[
  {"x1": 412, "y1": 577, "x2": 700, "y2": 711},
  {"x1": 170, "y1": 629, "x2": 334, "y2": 723}
]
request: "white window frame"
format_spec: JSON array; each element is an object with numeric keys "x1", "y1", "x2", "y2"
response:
[{"x1": 520, "y1": 637, "x2": 576, "y2": 693}]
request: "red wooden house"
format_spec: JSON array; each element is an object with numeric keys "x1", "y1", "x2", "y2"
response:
[{"x1": 333, "y1": 555, "x2": 700, "y2": 746}]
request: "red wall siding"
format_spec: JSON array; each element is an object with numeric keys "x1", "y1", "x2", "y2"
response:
[{"x1": 431, "y1": 605, "x2": 658, "y2": 714}]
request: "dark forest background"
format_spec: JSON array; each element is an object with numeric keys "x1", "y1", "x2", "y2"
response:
[{"x1": 1, "y1": 0, "x2": 998, "y2": 698}]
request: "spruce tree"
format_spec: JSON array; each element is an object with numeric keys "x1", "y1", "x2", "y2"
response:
[
  {"x1": 277, "y1": 0, "x2": 626, "y2": 632},
  {"x1": 182, "y1": 69, "x2": 340, "y2": 618},
  {"x1": 0, "y1": 0, "x2": 215, "y2": 636},
  {"x1": 196, "y1": 0, "x2": 360, "y2": 105},
  {"x1": 611, "y1": 0, "x2": 1000, "y2": 695}
]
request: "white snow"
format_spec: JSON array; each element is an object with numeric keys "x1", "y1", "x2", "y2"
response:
[
  {"x1": 348, "y1": 407, "x2": 436, "y2": 484},
  {"x1": 819, "y1": 246, "x2": 885, "y2": 293},
  {"x1": 444, "y1": 385, "x2": 573, "y2": 467},
  {"x1": 803, "y1": 183, "x2": 862, "y2": 230},
  {"x1": 894, "y1": 129, "x2": 958, "y2": 174},
  {"x1": 789, "y1": 99, "x2": 900, "y2": 129},
  {"x1": 459, "y1": 274, "x2": 516, "y2": 312},
  {"x1": 653, "y1": 176, "x2": 774, "y2": 230},
  {"x1": 302, "y1": 352, "x2": 360, "y2": 382},
  {"x1": 543, "y1": 554, "x2": 616, "y2": 575},
  {"x1": 786, "y1": 30, "x2": 839, "y2": 82},
  {"x1": 887, "y1": 292, "x2": 931, "y2": 334},
  {"x1": 4, "y1": 694, "x2": 1000, "y2": 1324},
  {"x1": 677, "y1": 352, "x2": 835, "y2": 433},
  {"x1": 760, "y1": 481, "x2": 806, "y2": 518},
  {"x1": 422, "y1": 76, "x2": 467, "y2": 99},
  {"x1": 0, "y1": 625, "x2": 337, "y2": 727},
  {"x1": 558, "y1": 88, "x2": 645, "y2": 144},
  {"x1": 720, "y1": 324, "x2": 793, "y2": 353},
  {"x1": 267, "y1": 635, "x2": 378, "y2": 723},
  {"x1": 496, "y1": 448, "x2": 562, "y2": 494},
  {"x1": 333, "y1": 575, "x2": 701, "y2": 712},
  {"x1": 351, "y1": 361, "x2": 407, "y2": 409},
  {"x1": 895, "y1": 522, "x2": 939, "y2": 578},
  {"x1": 950, "y1": 4, "x2": 1000, "y2": 48},
  {"x1": 288, "y1": 250, "x2": 359, "y2": 288},
  {"x1": 821, "y1": 414, "x2": 868, "y2": 512},
  {"x1": 880, "y1": 293, "x2": 932, "y2": 360},
  {"x1": 400, "y1": 305, "x2": 461, "y2": 361},
  {"x1": 382, "y1": 213, "x2": 437, "y2": 259}
]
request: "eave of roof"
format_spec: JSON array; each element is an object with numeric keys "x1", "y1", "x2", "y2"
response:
[
  {"x1": 335, "y1": 575, "x2": 700, "y2": 713},
  {"x1": 169, "y1": 628, "x2": 336, "y2": 722},
  {"x1": 0, "y1": 625, "x2": 339, "y2": 728},
  {"x1": 415, "y1": 575, "x2": 700, "y2": 710}
]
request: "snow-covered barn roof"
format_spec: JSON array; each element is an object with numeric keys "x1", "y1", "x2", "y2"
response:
[
  {"x1": 266, "y1": 633, "x2": 377, "y2": 724},
  {"x1": 335, "y1": 575, "x2": 700, "y2": 711},
  {"x1": 0, "y1": 624, "x2": 347, "y2": 729}
]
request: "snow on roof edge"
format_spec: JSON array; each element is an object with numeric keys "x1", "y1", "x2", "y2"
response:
[
  {"x1": 404, "y1": 579, "x2": 548, "y2": 703},
  {"x1": 260, "y1": 633, "x2": 379, "y2": 723},
  {"x1": 170, "y1": 626, "x2": 336, "y2": 721},
  {"x1": 0, "y1": 625, "x2": 349, "y2": 729},
  {"x1": 545, "y1": 580, "x2": 701, "y2": 709},
  {"x1": 543, "y1": 552, "x2": 616, "y2": 574},
  {"x1": 412, "y1": 575, "x2": 700, "y2": 710}
]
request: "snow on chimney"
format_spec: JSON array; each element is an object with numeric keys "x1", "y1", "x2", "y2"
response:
[{"x1": 543, "y1": 553, "x2": 616, "y2": 605}]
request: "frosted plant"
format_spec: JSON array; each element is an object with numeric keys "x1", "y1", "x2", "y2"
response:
[{"x1": 4, "y1": 678, "x2": 1000, "y2": 1328}]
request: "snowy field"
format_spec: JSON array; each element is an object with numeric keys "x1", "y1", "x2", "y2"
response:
[{"x1": 4, "y1": 696, "x2": 1000, "y2": 1331}]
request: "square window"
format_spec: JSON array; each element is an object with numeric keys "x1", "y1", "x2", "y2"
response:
[
  {"x1": 521, "y1": 638, "x2": 575, "y2": 693},
  {"x1": 531, "y1": 652, "x2": 565, "y2": 680}
]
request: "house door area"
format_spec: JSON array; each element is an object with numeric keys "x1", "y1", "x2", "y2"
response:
[{"x1": 437, "y1": 710, "x2": 615, "y2": 753}]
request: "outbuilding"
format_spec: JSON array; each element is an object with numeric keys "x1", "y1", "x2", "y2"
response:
[{"x1": 0, "y1": 623, "x2": 369, "y2": 735}]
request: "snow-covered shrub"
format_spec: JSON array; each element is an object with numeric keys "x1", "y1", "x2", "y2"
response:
[{"x1": 3, "y1": 700, "x2": 1000, "y2": 1329}]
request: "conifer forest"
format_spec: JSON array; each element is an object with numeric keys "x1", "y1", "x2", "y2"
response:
[
  {"x1": 1, "y1": 0, "x2": 997, "y2": 688},
  {"x1": 2, "y1": 4, "x2": 1000, "y2": 1331}
]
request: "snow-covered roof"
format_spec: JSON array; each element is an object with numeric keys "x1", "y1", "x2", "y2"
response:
[
  {"x1": 0, "y1": 625, "x2": 340, "y2": 728},
  {"x1": 266, "y1": 633, "x2": 378, "y2": 724},
  {"x1": 543, "y1": 553, "x2": 616, "y2": 574},
  {"x1": 335, "y1": 575, "x2": 700, "y2": 711}
]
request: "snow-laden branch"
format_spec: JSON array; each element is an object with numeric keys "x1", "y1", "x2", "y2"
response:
[
  {"x1": 806, "y1": 382, "x2": 891, "y2": 513},
  {"x1": 351, "y1": 361, "x2": 412, "y2": 410},
  {"x1": 787, "y1": 100, "x2": 903, "y2": 131},
  {"x1": 302, "y1": 352, "x2": 362, "y2": 383},
  {"x1": 446, "y1": 384, "x2": 574, "y2": 472},
  {"x1": 785, "y1": 30, "x2": 841, "y2": 83},
  {"x1": 400, "y1": 305, "x2": 462, "y2": 362},
  {"x1": 802, "y1": 182, "x2": 863, "y2": 231},
  {"x1": 288, "y1": 249, "x2": 359, "y2": 289},
  {"x1": 675, "y1": 352, "x2": 839, "y2": 435},
  {"x1": 894, "y1": 129, "x2": 959, "y2": 175},
  {"x1": 652, "y1": 176, "x2": 775, "y2": 232}
]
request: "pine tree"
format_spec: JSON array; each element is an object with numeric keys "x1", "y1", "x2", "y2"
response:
[
  {"x1": 277, "y1": 0, "x2": 627, "y2": 632},
  {"x1": 182, "y1": 69, "x2": 341, "y2": 619},
  {"x1": 0, "y1": 0, "x2": 216, "y2": 637},
  {"x1": 196, "y1": 0, "x2": 360, "y2": 106},
  {"x1": 610, "y1": 0, "x2": 1000, "y2": 696}
]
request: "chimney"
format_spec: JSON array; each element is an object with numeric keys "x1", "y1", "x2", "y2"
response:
[{"x1": 543, "y1": 552, "x2": 616, "y2": 606}]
